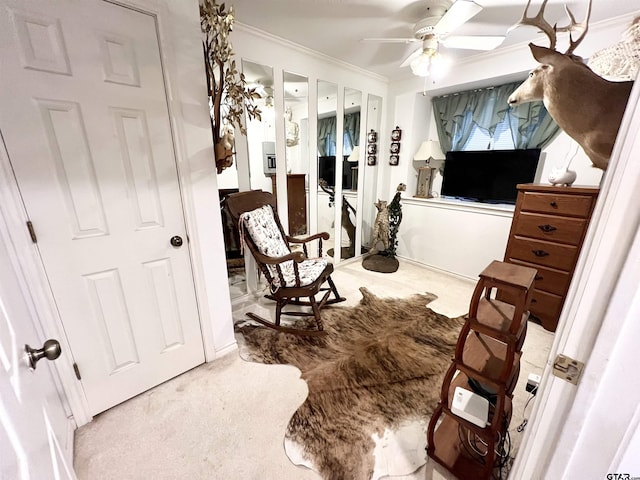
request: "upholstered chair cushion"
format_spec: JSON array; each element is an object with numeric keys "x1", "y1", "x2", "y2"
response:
[
  {"x1": 241, "y1": 205, "x2": 328, "y2": 288},
  {"x1": 240, "y1": 205, "x2": 290, "y2": 258}
]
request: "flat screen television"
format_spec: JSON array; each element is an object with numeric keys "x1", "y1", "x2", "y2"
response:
[{"x1": 441, "y1": 149, "x2": 541, "y2": 205}]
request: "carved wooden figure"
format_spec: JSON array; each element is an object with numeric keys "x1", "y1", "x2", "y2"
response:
[{"x1": 507, "y1": 0, "x2": 634, "y2": 170}]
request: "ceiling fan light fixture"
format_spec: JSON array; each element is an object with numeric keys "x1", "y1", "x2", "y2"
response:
[{"x1": 410, "y1": 49, "x2": 437, "y2": 77}]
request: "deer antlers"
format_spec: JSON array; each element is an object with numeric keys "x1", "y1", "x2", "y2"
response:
[{"x1": 510, "y1": 0, "x2": 592, "y2": 54}]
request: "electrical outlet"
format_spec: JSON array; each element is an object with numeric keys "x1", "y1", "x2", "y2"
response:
[{"x1": 526, "y1": 373, "x2": 541, "y2": 394}]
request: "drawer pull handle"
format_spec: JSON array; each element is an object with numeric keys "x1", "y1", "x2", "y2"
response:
[
  {"x1": 550, "y1": 201, "x2": 558, "y2": 208},
  {"x1": 532, "y1": 249, "x2": 549, "y2": 257},
  {"x1": 535, "y1": 274, "x2": 544, "y2": 281},
  {"x1": 531, "y1": 298, "x2": 537, "y2": 303},
  {"x1": 538, "y1": 224, "x2": 557, "y2": 233}
]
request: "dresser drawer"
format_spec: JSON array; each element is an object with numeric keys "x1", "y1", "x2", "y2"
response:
[
  {"x1": 520, "y1": 191, "x2": 595, "y2": 217},
  {"x1": 529, "y1": 289, "x2": 564, "y2": 331},
  {"x1": 514, "y1": 212, "x2": 587, "y2": 245},
  {"x1": 508, "y1": 236, "x2": 578, "y2": 271},
  {"x1": 507, "y1": 259, "x2": 572, "y2": 296}
]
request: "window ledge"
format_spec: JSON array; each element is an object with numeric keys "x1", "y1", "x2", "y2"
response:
[{"x1": 403, "y1": 195, "x2": 515, "y2": 217}]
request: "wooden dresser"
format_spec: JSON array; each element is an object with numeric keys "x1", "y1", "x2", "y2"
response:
[{"x1": 501, "y1": 184, "x2": 599, "y2": 332}]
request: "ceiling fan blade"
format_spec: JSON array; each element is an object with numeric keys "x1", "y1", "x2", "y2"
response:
[
  {"x1": 441, "y1": 35, "x2": 505, "y2": 50},
  {"x1": 400, "y1": 47, "x2": 423, "y2": 68},
  {"x1": 361, "y1": 37, "x2": 419, "y2": 44},
  {"x1": 434, "y1": 0, "x2": 483, "y2": 34}
]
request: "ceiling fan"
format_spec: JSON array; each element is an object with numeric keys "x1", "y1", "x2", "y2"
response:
[{"x1": 363, "y1": 0, "x2": 505, "y2": 76}]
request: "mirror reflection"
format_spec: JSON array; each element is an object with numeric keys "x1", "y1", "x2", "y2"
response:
[
  {"x1": 340, "y1": 87, "x2": 362, "y2": 260},
  {"x1": 362, "y1": 94, "x2": 382, "y2": 251},
  {"x1": 317, "y1": 80, "x2": 338, "y2": 257},
  {"x1": 242, "y1": 60, "x2": 276, "y2": 193},
  {"x1": 223, "y1": 59, "x2": 274, "y2": 299},
  {"x1": 281, "y1": 71, "x2": 309, "y2": 236}
]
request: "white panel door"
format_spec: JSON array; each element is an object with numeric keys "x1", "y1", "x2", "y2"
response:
[
  {"x1": 0, "y1": 0, "x2": 205, "y2": 415},
  {"x1": 0, "y1": 216, "x2": 75, "y2": 479}
]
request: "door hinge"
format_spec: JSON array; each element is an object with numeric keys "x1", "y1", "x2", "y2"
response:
[
  {"x1": 73, "y1": 362, "x2": 82, "y2": 380},
  {"x1": 552, "y1": 354, "x2": 584, "y2": 385},
  {"x1": 26, "y1": 221, "x2": 37, "y2": 243}
]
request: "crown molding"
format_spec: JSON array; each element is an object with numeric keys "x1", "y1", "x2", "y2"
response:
[{"x1": 234, "y1": 22, "x2": 389, "y2": 84}]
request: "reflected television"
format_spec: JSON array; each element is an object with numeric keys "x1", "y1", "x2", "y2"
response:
[
  {"x1": 441, "y1": 149, "x2": 541, "y2": 205},
  {"x1": 318, "y1": 156, "x2": 354, "y2": 190}
]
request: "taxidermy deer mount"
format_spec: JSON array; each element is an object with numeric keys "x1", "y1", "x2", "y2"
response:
[{"x1": 507, "y1": 0, "x2": 634, "y2": 170}]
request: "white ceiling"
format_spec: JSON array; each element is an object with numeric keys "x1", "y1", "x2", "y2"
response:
[{"x1": 229, "y1": 0, "x2": 639, "y2": 80}]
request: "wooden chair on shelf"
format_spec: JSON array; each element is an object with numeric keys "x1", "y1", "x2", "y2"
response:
[{"x1": 226, "y1": 190, "x2": 346, "y2": 336}]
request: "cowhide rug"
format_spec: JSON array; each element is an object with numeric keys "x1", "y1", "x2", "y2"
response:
[{"x1": 235, "y1": 287, "x2": 464, "y2": 480}]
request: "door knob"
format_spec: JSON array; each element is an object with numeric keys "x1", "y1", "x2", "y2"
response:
[
  {"x1": 170, "y1": 235, "x2": 183, "y2": 247},
  {"x1": 25, "y1": 339, "x2": 61, "y2": 369}
]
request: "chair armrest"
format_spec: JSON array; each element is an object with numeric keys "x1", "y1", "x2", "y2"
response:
[
  {"x1": 252, "y1": 249, "x2": 306, "y2": 265},
  {"x1": 286, "y1": 232, "x2": 330, "y2": 244}
]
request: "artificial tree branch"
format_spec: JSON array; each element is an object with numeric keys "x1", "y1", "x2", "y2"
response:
[{"x1": 200, "y1": 0, "x2": 261, "y2": 173}]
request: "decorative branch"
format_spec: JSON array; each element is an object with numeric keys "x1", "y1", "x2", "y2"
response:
[{"x1": 200, "y1": 1, "x2": 262, "y2": 173}]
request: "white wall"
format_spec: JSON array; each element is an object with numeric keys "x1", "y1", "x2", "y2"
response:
[
  {"x1": 399, "y1": 199, "x2": 513, "y2": 279},
  {"x1": 158, "y1": 0, "x2": 236, "y2": 358}
]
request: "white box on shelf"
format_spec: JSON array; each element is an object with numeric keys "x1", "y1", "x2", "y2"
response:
[{"x1": 451, "y1": 386, "x2": 489, "y2": 428}]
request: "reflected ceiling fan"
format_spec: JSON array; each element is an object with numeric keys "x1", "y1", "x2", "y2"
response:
[{"x1": 363, "y1": 0, "x2": 505, "y2": 76}]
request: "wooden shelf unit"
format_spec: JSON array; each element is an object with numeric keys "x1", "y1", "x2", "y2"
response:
[{"x1": 427, "y1": 260, "x2": 537, "y2": 480}]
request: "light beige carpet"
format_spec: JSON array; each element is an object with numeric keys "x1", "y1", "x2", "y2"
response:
[{"x1": 74, "y1": 259, "x2": 553, "y2": 480}]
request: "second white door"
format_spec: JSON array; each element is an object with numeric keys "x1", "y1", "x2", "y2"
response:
[{"x1": 0, "y1": 0, "x2": 205, "y2": 415}]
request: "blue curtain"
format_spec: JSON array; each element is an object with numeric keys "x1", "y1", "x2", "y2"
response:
[
  {"x1": 317, "y1": 116, "x2": 336, "y2": 156},
  {"x1": 432, "y1": 81, "x2": 560, "y2": 152},
  {"x1": 318, "y1": 112, "x2": 361, "y2": 155},
  {"x1": 343, "y1": 112, "x2": 360, "y2": 153}
]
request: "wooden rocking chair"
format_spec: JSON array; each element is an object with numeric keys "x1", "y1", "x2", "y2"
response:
[{"x1": 226, "y1": 190, "x2": 346, "y2": 336}]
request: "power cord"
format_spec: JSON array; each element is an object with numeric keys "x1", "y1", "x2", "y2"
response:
[
  {"x1": 515, "y1": 385, "x2": 537, "y2": 432},
  {"x1": 456, "y1": 414, "x2": 512, "y2": 479}
]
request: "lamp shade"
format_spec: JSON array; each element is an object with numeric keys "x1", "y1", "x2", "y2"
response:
[
  {"x1": 413, "y1": 140, "x2": 444, "y2": 162},
  {"x1": 347, "y1": 145, "x2": 360, "y2": 162}
]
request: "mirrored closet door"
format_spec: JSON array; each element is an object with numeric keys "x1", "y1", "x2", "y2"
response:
[
  {"x1": 361, "y1": 94, "x2": 382, "y2": 251},
  {"x1": 281, "y1": 71, "x2": 309, "y2": 236},
  {"x1": 223, "y1": 59, "x2": 275, "y2": 298},
  {"x1": 243, "y1": 60, "x2": 276, "y2": 194},
  {"x1": 317, "y1": 80, "x2": 338, "y2": 257},
  {"x1": 340, "y1": 87, "x2": 362, "y2": 260}
]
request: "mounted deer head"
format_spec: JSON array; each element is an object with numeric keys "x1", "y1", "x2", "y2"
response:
[{"x1": 507, "y1": 0, "x2": 634, "y2": 170}]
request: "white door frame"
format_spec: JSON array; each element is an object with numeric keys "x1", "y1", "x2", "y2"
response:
[
  {"x1": 0, "y1": 0, "x2": 236, "y2": 427},
  {"x1": 511, "y1": 78, "x2": 640, "y2": 476}
]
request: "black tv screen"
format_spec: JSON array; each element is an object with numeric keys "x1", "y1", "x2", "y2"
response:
[
  {"x1": 318, "y1": 156, "x2": 353, "y2": 189},
  {"x1": 441, "y1": 149, "x2": 541, "y2": 204}
]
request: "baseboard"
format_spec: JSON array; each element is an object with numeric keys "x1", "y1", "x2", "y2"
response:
[
  {"x1": 394, "y1": 255, "x2": 477, "y2": 283},
  {"x1": 211, "y1": 341, "x2": 238, "y2": 360}
]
